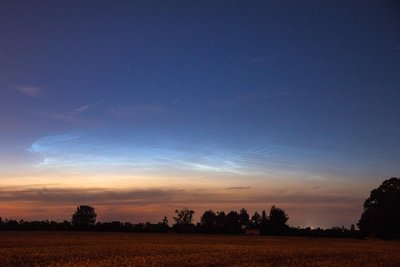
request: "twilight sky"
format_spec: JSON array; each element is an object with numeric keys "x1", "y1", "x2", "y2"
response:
[{"x1": 0, "y1": 0, "x2": 399, "y2": 228}]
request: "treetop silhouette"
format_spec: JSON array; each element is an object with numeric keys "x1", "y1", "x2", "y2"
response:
[{"x1": 358, "y1": 177, "x2": 400, "y2": 239}]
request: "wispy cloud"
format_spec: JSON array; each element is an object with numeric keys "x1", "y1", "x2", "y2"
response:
[
  {"x1": 36, "y1": 111, "x2": 84, "y2": 124},
  {"x1": 225, "y1": 186, "x2": 251, "y2": 190},
  {"x1": 36, "y1": 101, "x2": 103, "y2": 124},
  {"x1": 28, "y1": 131, "x2": 251, "y2": 175},
  {"x1": 251, "y1": 54, "x2": 281, "y2": 62},
  {"x1": 72, "y1": 105, "x2": 90, "y2": 113},
  {"x1": 0, "y1": 187, "x2": 185, "y2": 205},
  {"x1": 0, "y1": 186, "x2": 364, "y2": 206},
  {"x1": 28, "y1": 129, "x2": 347, "y2": 178},
  {"x1": 14, "y1": 85, "x2": 42, "y2": 97},
  {"x1": 71, "y1": 101, "x2": 103, "y2": 115}
]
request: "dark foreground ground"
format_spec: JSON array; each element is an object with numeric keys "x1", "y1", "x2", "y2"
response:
[{"x1": 0, "y1": 232, "x2": 399, "y2": 266}]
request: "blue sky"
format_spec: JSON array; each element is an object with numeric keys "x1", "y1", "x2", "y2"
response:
[{"x1": 0, "y1": 0, "x2": 399, "y2": 227}]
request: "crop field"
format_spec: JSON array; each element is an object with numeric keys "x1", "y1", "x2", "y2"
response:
[{"x1": 0, "y1": 232, "x2": 399, "y2": 266}]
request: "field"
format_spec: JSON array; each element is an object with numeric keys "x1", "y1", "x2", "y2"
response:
[{"x1": 0, "y1": 232, "x2": 399, "y2": 266}]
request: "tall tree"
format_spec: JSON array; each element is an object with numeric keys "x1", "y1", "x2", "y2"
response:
[
  {"x1": 216, "y1": 211, "x2": 226, "y2": 231},
  {"x1": 225, "y1": 211, "x2": 241, "y2": 234},
  {"x1": 239, "y1": 208, "x2": 250, "y2": 228},
  {"x1": 268, "y1": 205, "x2": 289, "y2": 235},
  {"x1": 71, "y1": 205, "x2": 97, "y2": 229},
  {"x1": 200, "y1": 210, "x2": 217, "y2": 233},
  {"x1": 173, "y1": 208, "x2": 194, "y2": 225},
  {"x1": 251, "y1": 212, "x2": 261, "y2": 227},
  {"x1": 173, "y1": 208, "x2": 195, "y2": 233},
  {"x1": 358, "y1": 177, "x2": 400, "y2": 239},
  {"x1": 260, "y1": 210, "x2": 268, "y2": 235}
]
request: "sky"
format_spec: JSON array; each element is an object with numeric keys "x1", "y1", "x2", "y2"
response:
[{"x1": 0, "y1": 0, "x2": 399, "y2": 228}]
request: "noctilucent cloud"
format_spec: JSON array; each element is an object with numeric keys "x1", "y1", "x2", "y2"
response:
[{"x1": 1, "y1": 1, "x2": 399, "y2": 227}]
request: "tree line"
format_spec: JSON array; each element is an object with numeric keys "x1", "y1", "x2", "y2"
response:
[
  {"x1": 1, "y1": 177, "x2": 398, "y2": 239},
  {"x1": 0, "y1": 205, "x2": 359, "y2": 238},
  {"x1": 172, "y1": 205, "x2": 289, "y2": 235}
]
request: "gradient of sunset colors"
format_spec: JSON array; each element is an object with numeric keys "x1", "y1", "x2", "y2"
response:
[{"x1": 1, "y1": 1, "x2": 399, "y2": 228}]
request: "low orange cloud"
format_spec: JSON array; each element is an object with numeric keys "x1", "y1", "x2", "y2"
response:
[{"x1": 0, "y1": 186, "x2": 365, "y2": 228}]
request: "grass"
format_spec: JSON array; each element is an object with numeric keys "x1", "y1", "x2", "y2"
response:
[{"x1": 0, "y1": 232, "x2": 399, "y2": 266}]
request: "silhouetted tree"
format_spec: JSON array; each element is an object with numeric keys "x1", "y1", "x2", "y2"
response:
[
  {"x1": 358, "y1": 177, "x2": 400, "y2": 239},
  {"x1": 200, "y1": 210, "x2": 217, "y2": 233},
  {"x1": 156, "y1": 216, "x2": 169, "y2": 232},
  {"x1": 267, "y1": 205, "x2": 289, "y2": 235},
  {"x1": 173, "y1": 208, "x2": 194, "y2": 225},
  {"x1": 162, "y1": 216, "x2": 168, "y2": 225},
  {"x1": 260, "y1": 210, "x2": 268, "y2": 235},
  {"x1": 215, "y1": 211, "x2": 226, "y2": 232},
  {"x1": 251, "y1": 212, "x2": 261, "y2": 227},
  {"x1": 225, "y1": 211, "x2": 241, "y2": 234},
  {"x1": 71, "y1": 205, "x2": 97, "y2": 229},
  {"x1": 239, "y1": 208, "x2": 250, "y2": 228},
  {"x1": 200, "y1": 209, "x2": 248, "y2": 234},
  {"x1": 173, "y1": 208, "x2": 195, "y2": 233}
]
